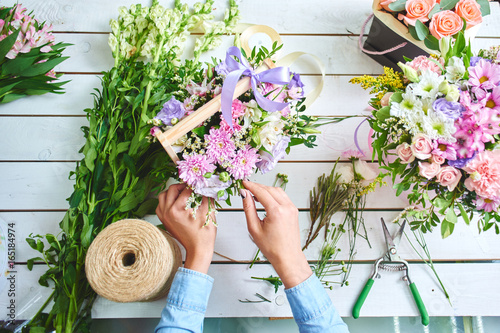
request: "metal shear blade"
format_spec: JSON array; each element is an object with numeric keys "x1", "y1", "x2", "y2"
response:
[{"x1": 381, "y1": 217, "x2": 406, "y2": 262}]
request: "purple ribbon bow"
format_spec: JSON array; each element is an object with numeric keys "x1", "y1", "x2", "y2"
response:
[{"x1": 220, "y1": 46, "x2": 291, "y2": 127}]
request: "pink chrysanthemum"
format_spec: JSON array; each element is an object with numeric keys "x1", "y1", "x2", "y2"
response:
[
  {"x1": 468, "y1": 59, "x2": 500, "y2": 90},
  {"x1": 219, "y1": 115, "x2": 242, "y2": 134},
  {"x1": 177, "y1": 154, "x2": 216, "y2": 187},
  {"x1": 228, "y1": 146, "x2": 261, "y2": 180},
  {"x1": 204, "y1": 128, "x2": 236, "y2": 163},
  {"x1": 474, "y1": 196, "x2": 500, "y2": 213},
  {"x1": 479, "y1": 86, "x2": 500, "y2": 113},
  {"x1": 432, "y1": 138, "x2": 457, "y2": 160}
]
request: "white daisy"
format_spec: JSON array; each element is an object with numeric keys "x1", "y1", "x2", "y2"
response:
[
  {"x1": 412, "y1": 70, "x2": 444, "y2": 99},
  {"x1": 421, "y1": 111, "x2": 456, "y2": 141}
]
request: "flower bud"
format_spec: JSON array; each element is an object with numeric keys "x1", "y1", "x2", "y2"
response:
[
  {"x1": 171, "y1": 117, "x2": 179, "y2": 125},
  {"x1": 398, "y1": 62, "x2": 419, "y2": 83},
  {"x1": 204, "y1": 172, "x2": 213, "y2": 179},
  {"x1": 219, "y1": 172, "x2": 230, "y2": 182}
]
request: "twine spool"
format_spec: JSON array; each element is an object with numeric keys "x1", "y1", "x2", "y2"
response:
[{"x1": 85, "y1": 219, "x2": 182, "y2": 303}]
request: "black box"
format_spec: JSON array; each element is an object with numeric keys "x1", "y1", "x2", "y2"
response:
[{"x1": 363, "y1": 16, "x2": 429, "y2": 71}]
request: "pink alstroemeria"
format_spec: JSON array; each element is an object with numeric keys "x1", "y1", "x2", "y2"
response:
[
  {"x1": 432, "y1": 138, "x2": 457, "y2": 160},
  {"x1": 27, "y1": 24, "x2": 55, "y2": 52},
  {"x1": 468, "y1": 59, "x2": 500, "y2": 90},
  {"x1": 0, "y1": 19, "x2": 5, "y2": 32}
]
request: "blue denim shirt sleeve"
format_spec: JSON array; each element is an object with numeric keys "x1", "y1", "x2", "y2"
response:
[
  {"x1": 155, "y1": 267, "x2": 213, "y2": 333},
  {"x1": 285, "y1": 273, "x2": 350, "y2": 333}
]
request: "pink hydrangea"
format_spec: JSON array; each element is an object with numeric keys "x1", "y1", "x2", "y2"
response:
[
  {"x1": 228, "y1": 146, "x2": 261, "y2": 180},
  {"x1": 204, "y1": 128, "x2": 236, "y2": 163},
  {"x1": 463, "y1": 150, "x2": 500, "y2": 200},
  {"x1": 177, "y1": 154, "x2": 216, "y2": 188},
  {"x1": 406, "y1": 56, "x2": 444, "y2": 75}
]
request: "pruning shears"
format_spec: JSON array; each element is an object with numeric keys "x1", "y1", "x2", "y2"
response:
[{"x1": 352, "y1": 218, "x2": 429, "y2": 326}]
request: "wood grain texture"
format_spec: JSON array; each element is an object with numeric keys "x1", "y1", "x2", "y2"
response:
[
  {"x1": 3, "y1": 211, "x2": 499, "y2": 263},
  {"x1": 1, "y1": 0, "x2": 498, "y2": 36},
  {"x1": 4, "y1": 263, "x2": 500, "y2": 319},
  {"x1": 0, "y1": 161, "x2": 409, "y2": 210}
]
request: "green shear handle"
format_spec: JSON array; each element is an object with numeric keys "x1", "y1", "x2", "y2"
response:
[
  {"x1": 352, "y1": 279, "x2": 430, "y2": 326},
  {"x1": 352, "y1": 278, "x2": 374, "y2": 319},
  {"x1": 409, "y1": 282, "x2": 429, "y2": 326}
]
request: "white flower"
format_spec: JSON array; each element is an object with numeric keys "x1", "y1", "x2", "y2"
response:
[
  {"x1": 242, "y1": 100, "x2": 262, "y2": 130},
  {"x1": 390, "y1": 91, "x2": 422, "y2": 117},
  {"x1": 258, "y1": 112, "x2": 283, "y2": 152},
  {"x1": 108, "y1": 34, "x2": 118, "y2": 52},
  {"x1": 445, "y1": 57, "x2": 466, "y2": 83},
  {"x1": 421, "y1": 111, "x2": 456, "y2": 141},
  {"x1": 353, "y1": 159, "x2": 378, "y2": 181},
  {"x1": 412, "y1": 70, "x2": 444, "y2": 99},
  {"x1": 336, "y1": 165, "x2": 354, "y2": 184}
]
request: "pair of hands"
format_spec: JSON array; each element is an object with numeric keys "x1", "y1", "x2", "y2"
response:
[{"x1": 156, "y1": 181, "x2": 312, "y2": 289}]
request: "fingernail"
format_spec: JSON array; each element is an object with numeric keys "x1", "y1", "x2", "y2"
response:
[{"x1": 240, "y1": 189, "x2": 246, "y2": 199}]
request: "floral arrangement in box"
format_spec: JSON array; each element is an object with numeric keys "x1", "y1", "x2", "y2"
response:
[
  {"x1": 376, "y1": 0, "x2": 491, "y2": 50},
  {"x1": 351, "y1": 35, "x2": 500, "y2": 238},
  {"x1": 0, "y1": 4, "x2": 69, "y2": 103},
  {"x1": 150, "y1": 45, "x2": 321, "y2": 221}
]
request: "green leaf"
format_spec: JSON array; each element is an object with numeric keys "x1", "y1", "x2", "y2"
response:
[
  {"x1": 424, "y1": 34, "x2": 440, "y2": 51},
  {"x1": 439, "y1": 0, "x2": 460, "y2": 10},
  {"x1": 408, "y1": 25, "x2": 420, "y2": 41},
  {"x1": 388, "y1": 0, "x2": 407, "y2": 12},
  {"x1": 457, "y1": 203, "x2": 470, "y2": 225},
  {"x1": 389, "y1": 92, "x2": 403, "y2": 104},
  {"x1": 428, "y1": 4, "x2": 441, "y2": 19},
  {"x1": 476, "y1": 0, "x2": 490, "y2": 16},
  {"x1": 19, "y1": 56, "x2": 69, "y2": 77},
  {"x1": 28, "y1": 327, "x2": 46, "y2": 333},
  {"x1": 36, "y1": 239, "x2": 44, "y2": 252},
  {"x1": 69, "y1": 188, "x2": 85, "y2": 208},
  {"x1": 123, "y1": 153, "x2": 137, "y2": 174},
  {"x1": 445, "y1": 207, "x2": 457, "y2": 224},
  {"x1": 192, "y1": 126, "x2": 207, "y2": 137},
  {"x1": 85, "y1": 147, "x2": 97, "y2": 172},
  {"x1": 27, "y1": 257, "x2": 43, "y2": 271},
  {"x1": 134, "y1": 198, "x2": 158, "y2": 217},
  {"x1": 375, "y1": 106, "x2": 391, "y2": 121},
  {"x1": 26, "y1": 238, "x2": 37, "y2": 251},
  {"x1": 118, "y1": 192, "x2": 141, "y2": 212},
  {"x1": 453, "y1": 32, "x2": 466, "y2": 55},
  {"x1": 441, "y1": 219, "x2": 455, "y2": 238},
  {"x1": 414, "y1": 20, "x2": 429, "y2": 41},
  {"x1": 432, "y1": 197, "x2": 450, "y2": 209},
  {"x1": 0, "y1": 29, "x2": 20, "y2": 60},
  {"x1": 81, "y1": 215, "x2": 93, "y2": 248},
  {"x1": 64, "y1": 264, "x2": 76, "y2": 286}
]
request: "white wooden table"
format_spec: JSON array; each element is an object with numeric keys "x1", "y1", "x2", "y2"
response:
[{"x1": 1, "y1": 0, "x2": 500, "y2": 322}]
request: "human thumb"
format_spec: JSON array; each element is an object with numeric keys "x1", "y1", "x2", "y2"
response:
[{"x1": 240, "y1": 189, "x2": 261, "y2": 236}]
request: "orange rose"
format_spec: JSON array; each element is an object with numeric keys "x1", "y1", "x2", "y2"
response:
[
  {"x1": 429, "y1": 10, "x2": 464, "y2": 39},
  {"x1": 398, "y1": 0, "x2": 436, "y2": 26},
  {"x1": 455, "y1": 0, "x2": 483, "y2": 29},
  {"x1": 380, "y1": 0, "x2": 398, "y2": 12}
]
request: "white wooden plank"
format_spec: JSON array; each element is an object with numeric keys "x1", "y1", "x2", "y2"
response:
[
  {"x1": 5, "y1": 263, "x2": 500, "y2": 319},
  {"x1": 0, "y1": 75, "x2": 372, "y2": 116},
  {"x1": 4, "y1": 211, "x2": 499, "y2": 263},
  {"x1": 1, "y1": 0, "x2": 498, "y2": 37},
  {"x1": 0, "y1": 116, "x2": 373, "y2": 161},
  {"x1": 0, "y1": 75, "x2": 100, "y2": 116},
  {"x1": 0, "y1": 162, "x2": 409, "y2": 210}
]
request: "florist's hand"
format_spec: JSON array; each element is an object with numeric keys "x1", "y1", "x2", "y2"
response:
[
  {"x1": 241, "y1": 181, "x2": 312, "y2": 289},
  {"x1": 156, "y1": 184, "x2": 216, "y2": 274}
]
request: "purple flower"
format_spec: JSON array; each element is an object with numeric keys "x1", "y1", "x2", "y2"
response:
[
  {"x1": 432, "y1": 98, "x2": 463, "y2": 120},
  {"x1": 204, "y1": 128, "x2": 236, "y2": 163},
  {"x1": 256, "y1": 136, "x2": 291, "y2": 174},
  {"x1": 155, "y1": 97, "x2": 186, "y2": 126},
  {"x1": 215, "y1": 61, "x2": 230, "y2": 77},
  {"x1": 447, "y1": 153, "x2": 476, "y2": 169},
  {"x1": 287, "y1": 73, "x2": 305, "y2": 99},
  {"x1": 193, "y1": 175, "x2": 231, "y2": 201},
  {"x1": 177, "y1": 154, "x2": 216, "y2": 188},
  {"x1": 470, "y1": 56, "x2": 485, "y2": 67},
  {"x1": 289, "y1": 73, "x2": 304, "y2": 90}
]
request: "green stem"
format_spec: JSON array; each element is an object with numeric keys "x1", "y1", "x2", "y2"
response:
[{"x1": 249, "y1": 249, "x2": 260, "y2": 269}]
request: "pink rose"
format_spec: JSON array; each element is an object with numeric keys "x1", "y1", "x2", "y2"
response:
[
  {"x1": 437, "y1": 166, "x2": 462, "y2": 191},
  {"x1": 380, "y1": 0, "x2": 398, "y2": 12},
  {"x1": 431, "y1": 154, "x2": 445, "y2": 165},
  {"x1": 429, "y1": 10, "x2": 464, "y2": 39},
  {"x1": 380, "y1": 92, "x2": 394, "y2": 107},
  {"x1": 398, "y1": 0, "x2": 436, "y2": 26},
  {"x1": 411, "y1": 133, "x2": 433, "y2": 160},
  {"x1": 396, "y1": 143, "x2": 415, "y2": 164},
  {"x1": 418, "y1": 162, "x2": 441, "y2": 179},
  {"x1": 455, "y1": 0, "x2": 483, "y2": 29},
  {"x1": 463, "y1": 150, "x2": 500, "y2": 200}
]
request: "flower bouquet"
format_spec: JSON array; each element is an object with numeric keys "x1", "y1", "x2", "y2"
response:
[
  {"x1": 151, "y1": 44, "x2": 320, "y2": 221},
  {"x1": 0, "y1": 4, "x2": 69, "y2": 104},
  {"x1": 362, "y1": 0, "x2": 491, "y2": 69},
  {"x1": 351, "y1": 35, "x2": 500, "y2": 238}
]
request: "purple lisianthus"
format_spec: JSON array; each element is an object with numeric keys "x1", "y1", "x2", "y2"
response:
[
  {"x1": 447, "y1": 153, "x2": 476, "y2": 169},
  {"x1": 470, "y1": 56, "x2": 484, "y2": 67},
  {"x1": 155, "y1": 97, "x2": 186, "y2": 126},
  {"x1": 215, "y1": 60, "x2": 230, "y2": 77},
  {"x1": 256, "y1": 136, "x2": 291, "y2": 174},
  {"x1": 193, "y1": 175, "x2": 231, "y2": 201},
  {"x1": 287, "y1": 72, "x2": 305, "y2": 98},
  {"x1": 289, "y1": 73, "x2": 304, "y2": 90},
  {"x1": 432, "y1": 98, "x2": 464, "y2": 120}
]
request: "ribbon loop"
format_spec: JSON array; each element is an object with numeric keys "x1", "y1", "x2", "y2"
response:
[{"x1": 220, "y1": 46, "x2": 291, "y2": 127}]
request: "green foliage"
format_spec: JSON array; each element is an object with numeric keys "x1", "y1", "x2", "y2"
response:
[{"x1": 251, "y1": 275, "x2": 283, "y2": 293}]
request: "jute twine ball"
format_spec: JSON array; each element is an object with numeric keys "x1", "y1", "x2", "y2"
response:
[{"x1": 85, "y1": 219, "x2": 182, "y2": 303}]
